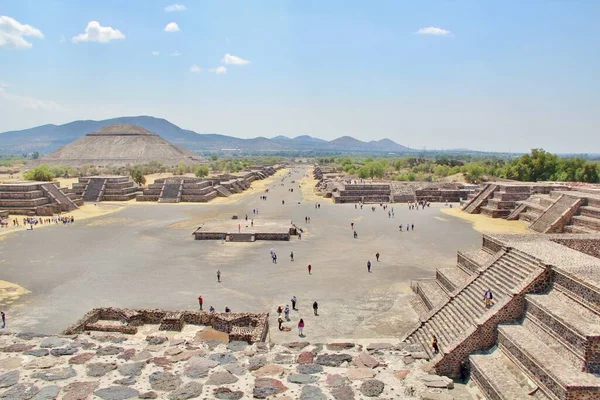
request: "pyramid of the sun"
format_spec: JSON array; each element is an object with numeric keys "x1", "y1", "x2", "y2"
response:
[{"x1": 37, "y1": 124, "x2": 203, "y2": 167}]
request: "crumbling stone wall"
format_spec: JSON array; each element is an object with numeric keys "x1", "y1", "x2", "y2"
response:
[{"x1": 64, "y1": 307, "x2": 269, "y2": 344}]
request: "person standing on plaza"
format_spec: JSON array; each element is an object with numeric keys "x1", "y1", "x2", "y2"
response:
[
  {"x1": 1, "y1": 311, "x2": 5, "y2": 329},
  {"x1": 313, "y1": 301, "x2": 319, "y2": 316},
  {"x1": 217, "y1": 269, "x2": 221, "y2": 283},
  {"x1": 277, "y1": 306, "x2": 283, "y2": 317},
  {"x1": 278, "y1": 315, "x2": 284, "y2": 331},
  {"x1": 198, "y1": 295, "x2": 203, "y2": 311},
  {"x1": 376, "y1": 252, "x2": 380, "y2": 262},
  {"x1": 290, "y1": 251, "x2": 294, "y2": 262},
  {"x1": 298, "y1": 319, "x2": 305, "y2": 337},
  {"x1": 284, "y1": 305, "x2": 290, "y2": 320},
  {"x1": 291, "y1": 295, "x2": 297, "y2": 310},
  {"x1": 367, "y1": 260, "x2": 372, "y2": 273},
  {"x1": 308, "y1": 264, "x2": 312, "y2": 275}
]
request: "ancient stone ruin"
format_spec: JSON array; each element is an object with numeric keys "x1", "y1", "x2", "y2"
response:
[
  {"x1": 0, "y1": 181, "x2": 80, "y2": 216},
  {"x1": 33, "y1": 124, "x2": 204, "y2": 167},
  {"x1": 463, "y1": 182, "x2": 600, "y2": 234},
  {"x1": 407, "y1": 233, "x2": 600, "y2": 399},
  {"x1": 137, "y1": 167, "x2": 276, "y2": 203},
  {"x1": 64, "y1": 307, "x2": 269, "y2": 344},
  {"x1": 69, "y1": 176, "x2": 141, "y2": 202},
  {"x1": 193, "y1": 219, "x2": 298, "y2": 242}
]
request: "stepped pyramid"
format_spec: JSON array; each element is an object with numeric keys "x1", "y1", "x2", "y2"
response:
[{"x1": 35, "y1": 124, "x2": 203, "y2": 167}]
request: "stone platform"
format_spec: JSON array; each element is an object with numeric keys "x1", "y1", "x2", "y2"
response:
[
  {"x1": 0, "y1": 181, "x2": 79, "y2": 216},
  {"x1": 193, "y1": 219, "x2": 297, "y2": 241}
]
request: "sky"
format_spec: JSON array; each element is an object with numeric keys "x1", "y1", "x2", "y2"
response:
[{"x1": 0, "y1": 0, "x2": 599, "y2": 153}]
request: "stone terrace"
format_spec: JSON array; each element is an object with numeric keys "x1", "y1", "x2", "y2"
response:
[
  {"x1": 192, "y1": 219, "x2": 297, "y2": 242},
  {"x1": 332, "y1": 183, "x2": 391, "y2": 204},
  {"x1": 406, "y1": 233, "x2": 600, "y2": 400},
  {"x1": 0, "y1": 181, "x2": 79, "y2": 216},
  {"x1": 462, "y1": 182, "x2": 568, "y2": 218},
  {"x1": 70, "y1": 176, "x2": 141, "y2": 202}
]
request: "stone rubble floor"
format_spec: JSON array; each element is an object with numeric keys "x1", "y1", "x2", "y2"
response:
[{"x1": 0, "y1": 326, "x2": 478, "y2": 399}]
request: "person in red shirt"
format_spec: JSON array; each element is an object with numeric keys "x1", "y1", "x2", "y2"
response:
[{"x1": 198, "y1": 295, "x2": 203, "y2": 311}]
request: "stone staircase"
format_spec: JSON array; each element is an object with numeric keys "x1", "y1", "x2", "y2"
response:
[
  {"x1": 529, "y1": 194, "x2": 585, "y2": 233},
  {"x1": 471, "y1": 283, "x2": 600, "y2": 400},
  {"x1": 41, "y1": 183, "x2": 79, "y2": 212},
  {"x1": 82, "y1": 178, "x2": 106, "y2": 202},
  {"x1": 463, "y1": 184, "x2": 498, "y2": 214},
  {"x1": 158, "y1": 182, "x2": 182, "y2": 203},
  {"x1": 214, "y1": 185, "x2": 233, "y2": 197},
  {"x1": 402, "y1": 245, "x2": 548, "y2": 377}
]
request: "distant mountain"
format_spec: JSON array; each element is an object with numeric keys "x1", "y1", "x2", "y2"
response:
[{"x1": 0, "y1": 116, "x2": 413, "y2": 154}]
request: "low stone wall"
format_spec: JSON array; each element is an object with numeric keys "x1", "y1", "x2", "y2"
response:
[
  {"x1": 64, "y1": 307, "x2": 269, "y2": 344},
  {"x1": 254, "y1": 232, "x2": 290, "y2": 241}
]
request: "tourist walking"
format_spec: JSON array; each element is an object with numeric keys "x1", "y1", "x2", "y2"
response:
[
  {"x1": 411, "y1": 223, "x2": 414, "y2": 230},
  {"x1": 432, "y1": 336, "x2": 439, "y2": 354},
  {"x1": 353, "y1": 230, "x2": 358, "y2": 239},
  {"x1": 367, "y1": 260, "x2": 372, "y2": 273},
  {"x1": 313, "y1": 301, "x2": 318, "y2": 316},
  {"x1": 198, "y1": 295, "x2": 203, "y2": 311},
  {"x1": 298, "y1": 319, "x2": 305, "y2": 337},
  {"x1": 278, "y1": 316, "x2": 284, "y2": 331},
  {"x1": 284, "y1": 305, "x2": 290, "y2": 320},
  {"x1": 1, "y1": 311, "x2": 5, "y2": 329},
  {"x1": 484, "y1": 288, "x2": 493, "y2": 307},
  {"x1": 376, "y1": 252, "x2": 380, "y2": 262},
  {"x1": 277, "y1": 306, "x2": 283, "y2": 316},
  {"x1": 308, "y1": 264, "x2": 312, "y2": 275},
  {"x1": 217, "y1": 269, "x2": 221, "y2": 283},
  {"x1": 291, "y1": 295, "x2": 297, "y2": 310},
  {"x1": 272, "y1": 253, "x2": 277, "y2": 263},
  {"x1": 290, "y1": 251, "x2": 294, "y2": 262}
]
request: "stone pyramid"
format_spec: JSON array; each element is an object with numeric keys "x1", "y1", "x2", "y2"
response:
[{"x1": 36, "y1": 124, "x2": 203, "y2": 167}]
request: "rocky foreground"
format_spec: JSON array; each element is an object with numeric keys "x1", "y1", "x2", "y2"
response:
[{"x1": 0, "y1": 326, "x2": 475, "y2": 400}]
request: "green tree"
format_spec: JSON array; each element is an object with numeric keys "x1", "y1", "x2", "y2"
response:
[
  {"x1": 130, "y1": 167, "x2": 146, "y2": 186},
  {"x1": 195, "y1": 165, "x2": 209, "y2": 177},
  {"x1": 23, "y1": 165, "x2": 54, "y2": 181}
]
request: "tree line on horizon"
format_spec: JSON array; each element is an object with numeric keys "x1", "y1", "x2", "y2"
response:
[{"x1": 322, "y1": 149, "x2": 600, "y2": 184}]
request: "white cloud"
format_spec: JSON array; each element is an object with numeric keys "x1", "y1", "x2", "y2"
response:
[
  {"x1": 209, "y1": 66, "x2": 227, "y2": 75},
  {"x1": 221, "y1": 53, "x2": 250, "y2": 65},
  {"x1": 165, "y1": 4, "x2": 186, "y2": 12},
  {"x1": 169, "y1": 51, "x2": 182, "y2": 56},
  {"x1": 0, "y1": 88, "x2": 62, "y2": 111},
  {"x1": 0, "y1": 15, "x2": 44, "y2": 49},
  {"x1": 72, "y1": 21, "x2": 125, "y2": 43},
  {"x1": 190, "y1": 65, "x2": 202, "y2": 73},
  {"x1": 415, "y1": 26, "x2": 451, "y2": 36},
  {"x1": 151, "y1": 50, "x2": 159, "y2": 56},
  {"x1": 164, "y1": 22, "x2": 180, "y2": 32}
]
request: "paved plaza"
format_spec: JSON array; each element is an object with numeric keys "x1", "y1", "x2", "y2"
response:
[{"x1": 0, "y1": 167, "x2": 483, "y2": 342}]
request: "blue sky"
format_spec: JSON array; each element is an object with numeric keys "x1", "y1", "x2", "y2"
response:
[{"x1": 1, "y1": 0, "x2": 599, "y2": 153}]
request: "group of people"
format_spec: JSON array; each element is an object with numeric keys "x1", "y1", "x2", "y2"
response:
[
  {"x1": 399, "y1": 223, "x2": 415, "y2": 231},
  {"x1": 275, "y1": 295, "x2": 317, "y2": 337},
  {"x1": 2, "y1": 215, "x2": 75, "y2": 229}
]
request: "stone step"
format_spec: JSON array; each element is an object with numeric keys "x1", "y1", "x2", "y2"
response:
[
  {"x1": 414, "y1": 280, "x2": 449, "y2": 310},
  {"x1": 579, "y1": 205, "x2": 600, "y2": 219},
  {"x1": 525, "y1": 291, "x2": 600, "y2": 372},
  {"x1": 470, "y1": 351, "x2": 539, "y2": 400},
  {"x1": 563, "y1": 224, "x2": 598, "y2": 234},
  {"x1": 572, "y1": 215, "x2": 600, "y2": 230},
  {"x1": 494, "y1": 259, "x2": 530, "y2": 283},
  {"x1": 520, "y1": 211, "x2": 541, "y2": 223},
  {"x1": 436, "y1": 267, "x2": 470, "y2": 293},
  {"x1": 498, "y1": 324, "x2": 600, "y2": 399}
]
